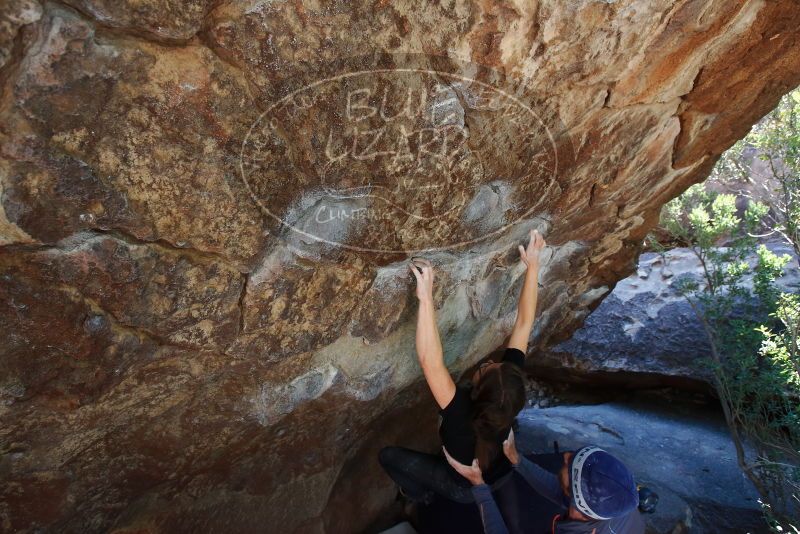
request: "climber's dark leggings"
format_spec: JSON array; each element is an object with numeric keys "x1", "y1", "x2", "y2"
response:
[
  {"x1": 379, "y1": 446, "x2": 473, "y2": 503},
  {"x1": 378, "y1": 446, "x2": 512, "y2": 505},
  {"x1": 379, "y1": 446, "x2": 524, "y2": 532}
]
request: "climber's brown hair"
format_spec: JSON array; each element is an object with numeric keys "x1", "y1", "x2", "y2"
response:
[{"x1": 470, "y1": 362, "x2": 526, "y2": 471}]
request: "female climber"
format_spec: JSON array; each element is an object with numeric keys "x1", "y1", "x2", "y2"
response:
[{"x1": 378, "y1": 229, "x2": 546, "y2": 506}]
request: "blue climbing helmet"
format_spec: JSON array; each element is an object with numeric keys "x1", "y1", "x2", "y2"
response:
[{"x1": 569, "y1": 446, "x2": 639, "y2": 520}]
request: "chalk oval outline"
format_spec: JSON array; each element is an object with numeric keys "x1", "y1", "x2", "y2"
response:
[{"x1": 239, "y1": 67, "x2": 559, "y2": 254}]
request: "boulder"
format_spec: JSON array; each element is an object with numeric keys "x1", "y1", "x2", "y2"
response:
[
  {"x1": 535, "y1": 243, "x2": 800, "y2": 389},
  {"x1": 1, "y1": 1, "x2": 800, "y2": 532}
]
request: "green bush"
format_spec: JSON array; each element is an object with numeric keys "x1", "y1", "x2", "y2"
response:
[
  {"x1": 711, "y1": 87, "x2": 800, "y2": 261},
  {"x1": 653, "y1": 165, "x2": 799, "y2": 528}
]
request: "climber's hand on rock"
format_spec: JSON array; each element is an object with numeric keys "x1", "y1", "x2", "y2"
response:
[
  {"x1": 409, "y1": 258, "x2": 434, "y2": 302},
  {"x1": 518, "y1": 229, "x2": 546, "y2": 268},
  {"x1": 503, "y1": 428, "x2": 520, "y2": 466},
  {"x1": 443, "y1": 447, "x2": 485, "y2": 486}
]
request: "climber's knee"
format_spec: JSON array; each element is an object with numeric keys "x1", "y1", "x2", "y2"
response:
[{"x1": 378, "y1": 446, "x2": 401, "y2": 469}]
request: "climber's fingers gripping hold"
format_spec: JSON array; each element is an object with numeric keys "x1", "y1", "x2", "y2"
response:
[
  {"x1": 409, "y1": 257, "x2": 434, "y2": 302},
  {"x1": 519, "y1": 229, "x2": 546, "y2": 268}
]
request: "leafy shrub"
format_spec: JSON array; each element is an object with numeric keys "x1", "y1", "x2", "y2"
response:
[{"x1": 652, "y1": 171, "x2": 799, "y2": 528}]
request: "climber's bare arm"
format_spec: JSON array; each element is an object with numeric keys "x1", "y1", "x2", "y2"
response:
[
  {"x1": 409, "y1": 258, "x2": 456, "y2": 409},
  {"x1": 507, "y1": 230, "x2": 546, "y2": 353}
]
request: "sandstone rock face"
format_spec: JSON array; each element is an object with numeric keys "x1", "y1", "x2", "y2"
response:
[
  {"x1": 536, "y1": 242, "x2": 800, "y2": 389},
  {"x1": 1, "y1": 1, "x2": 799, "y2": 532}
]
